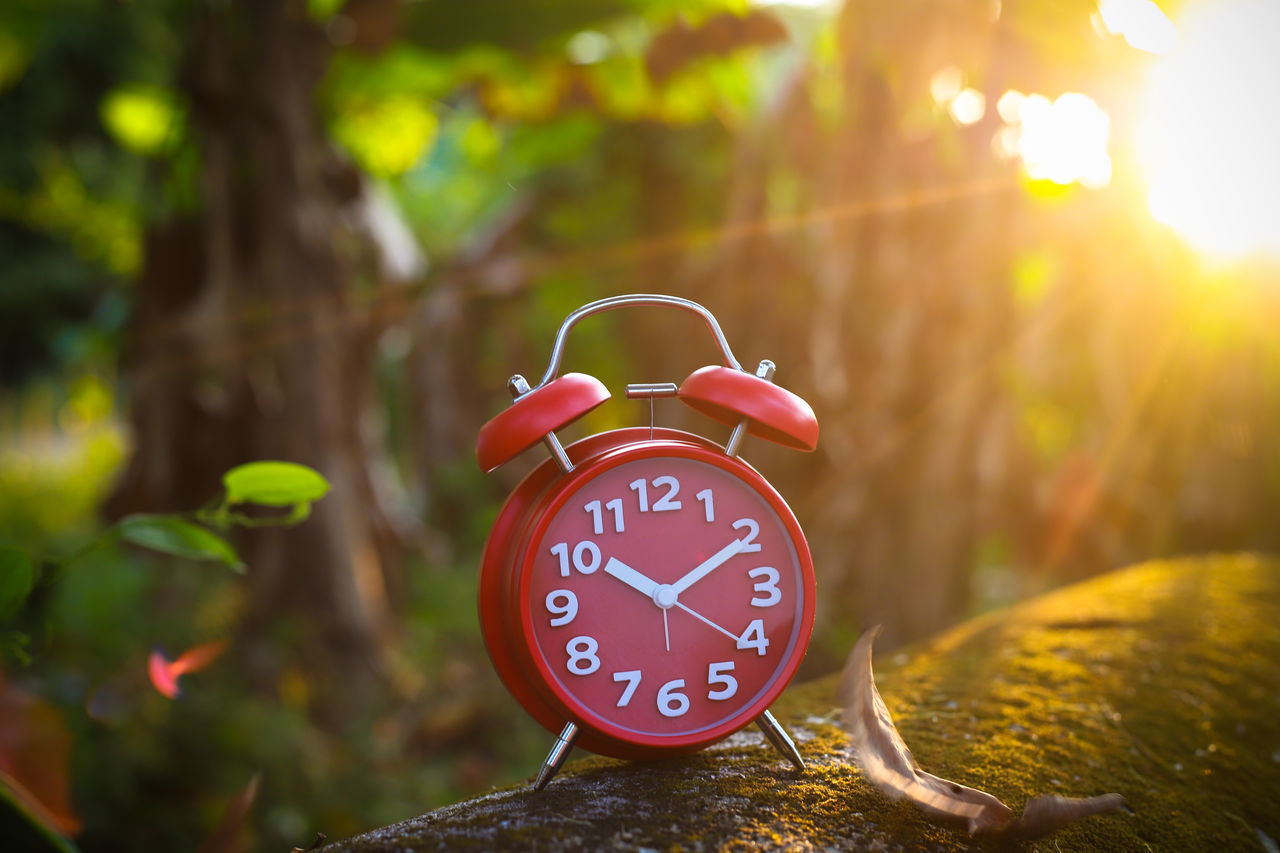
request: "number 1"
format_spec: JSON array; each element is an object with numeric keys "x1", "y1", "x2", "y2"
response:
[
  {"x1": 696, "y1": 488, "x2": 714, "y2": 522},
  {"x1": 629, "y1": 478, "x2": 649, "y2": 512}
]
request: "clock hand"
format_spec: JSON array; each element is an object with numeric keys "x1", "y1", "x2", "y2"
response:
[
  {"x1": 670, "y1": 537, "x2": 747, "y2": 595},
  {"x1": 672, "y1": 600, "x2": 743, "y2": 645},
  {"x1": 603, "y1": 557, "x2": 660, "y2": 599},
  {"x1": 605, "y1": 557, "x2": 672, "y2": 652}
]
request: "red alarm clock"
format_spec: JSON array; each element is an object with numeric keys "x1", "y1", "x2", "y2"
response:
[{"x1": 476, "y1": 294, "x2": 818, "y2": 788}]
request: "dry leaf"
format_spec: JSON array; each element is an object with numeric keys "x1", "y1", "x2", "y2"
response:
[
  {"x1": 839, "y1": 626, "x2": 1129, "y2": 839},
  {"x1": 1012, "y1": 793, "x2": 1129, "y2": 839},
  {"x1": 839, "y1": 626, "x2": 1013, "y2": 834}
]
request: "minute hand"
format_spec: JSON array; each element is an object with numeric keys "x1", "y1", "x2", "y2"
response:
[{"x1": 670, "y1": 538, "x2": 747, "y2": 595}]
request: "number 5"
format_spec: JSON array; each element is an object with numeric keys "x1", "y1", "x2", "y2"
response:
[{"x1": 707, "y1": 661, "x2": 737, "y2": 701}]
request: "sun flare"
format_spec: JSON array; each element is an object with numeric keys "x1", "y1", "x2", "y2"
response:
[{"x1": 1136, "y1": 0, "x2": 1280, "y2": 259}]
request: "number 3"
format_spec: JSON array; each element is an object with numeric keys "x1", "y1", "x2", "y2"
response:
[{"x1": 748, "y1": 566, "x2": 781, "y2": 607}]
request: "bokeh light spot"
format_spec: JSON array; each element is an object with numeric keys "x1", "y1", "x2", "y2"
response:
[
  {"x1": 1001, "y1": 92, "x2": 1111, "y2": 188},
  {"x1": 100, "y1": 84, "x2": 181, "y2": 156},
  {"x1": 949, "y1": 88, "x2": 986, "y2": 126}
]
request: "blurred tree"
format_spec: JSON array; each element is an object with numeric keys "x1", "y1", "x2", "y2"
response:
[{"x1": 103, "y1": 0, "x2": 400, "y2": 704}]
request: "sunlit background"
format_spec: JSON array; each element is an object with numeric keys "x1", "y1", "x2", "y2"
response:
[{"x1": 2, "y1": 0, "x2": 1279, "y2": 849}]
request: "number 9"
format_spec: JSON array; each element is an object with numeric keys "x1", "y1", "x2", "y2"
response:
[{"x1": 545, "y1": 589, "x2": 578, "y2": 626}]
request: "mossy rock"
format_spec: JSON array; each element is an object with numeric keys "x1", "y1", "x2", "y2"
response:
[{"x1": 324, "y1": 554, "x2": 1280, "y2": 851}]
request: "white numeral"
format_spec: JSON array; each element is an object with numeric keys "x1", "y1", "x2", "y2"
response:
[
  {"x1": 732, "y1": 518, "x2": 761, "y2": 552},
  {"x1": 573, "y1": 541, "x2": 601, "y2": 573},
  {"x1": 737, "y1": 619, "x2": 769, "y2": 656},
  {"x1": 748, "y1": 566, "x2": 781, "y2": 607},
  {"x1": 630, "y1": 477, "x2": 682, "y2": 512},
  {"x1": 613, "y1": 670, "x2": 641, "y2": 707},
  {"x1": 566, "y1": 636, "x2": 600, "y2": 675},
  {"x1": 551, "y1": 540, "x2": 601, "y2": 576},
  {"x1": 707, "y1": 661, "x2": 737, "y2": 701},
  {"x1": 545, "y1": 589, "x2": 578, "y2": 626},
  {"x1": 657, "y1": 678, "x2": 690, "y2": 717},
  {"x1": 584, "y1": 498, "x2": 625, "y2": 534},
  {"x1": 651, "y1": 476, "x2": 682, "y2": 511},
  {"x1": 605, "y1": 498, "x2": 624, "y2": 532},
  {"x1": 550, "y1": 541, "x2": 570, "y2": 576},
  {"x1": 696, "y1": 488, "x2": 714, "y2": 522},
  {"x1": 629, "y1": 478, "x2": 649, "y2": 512}
]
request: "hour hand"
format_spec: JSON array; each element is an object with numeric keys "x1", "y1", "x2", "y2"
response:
[
  {"x1": 670, "y1": 538, "x2": 746, "y2": 595},
  {"x1": 603, "y1": 557, "x2": 660, "y2": 598}
]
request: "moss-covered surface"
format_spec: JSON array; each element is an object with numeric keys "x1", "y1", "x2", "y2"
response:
[{"x1": 324, "y1": 554, "x2": 1280, "y2": 852}]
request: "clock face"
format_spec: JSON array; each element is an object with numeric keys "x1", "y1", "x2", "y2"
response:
[{"x1": 517, "y1": 447, "x2": 812, "y2": 747}]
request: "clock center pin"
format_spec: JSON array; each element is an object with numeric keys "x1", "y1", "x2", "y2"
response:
[{"x1": 652, "y1": 584, "x2": 678, "y2": 609}]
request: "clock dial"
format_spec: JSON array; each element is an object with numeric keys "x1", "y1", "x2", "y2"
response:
[{"x1": 519, "y1": 449, "x2": 809, "y2": 746}]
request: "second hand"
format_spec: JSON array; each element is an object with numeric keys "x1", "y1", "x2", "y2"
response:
[{"x1": 673, "y1": 600, "x2": 740, "y2": 645}]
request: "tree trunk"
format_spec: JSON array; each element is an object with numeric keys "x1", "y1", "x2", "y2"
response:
[{"x1": 107, "y1": 0, "x2": 390, "y2": 708}]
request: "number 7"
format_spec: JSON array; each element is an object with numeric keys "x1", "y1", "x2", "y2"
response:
[{"x1": 613, "y1": 670, "x2": 642, "y2": 707}]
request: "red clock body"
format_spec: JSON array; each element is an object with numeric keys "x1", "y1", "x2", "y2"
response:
[{"x1": 479, "y1": 427, "x2": 816, "y2": 760}]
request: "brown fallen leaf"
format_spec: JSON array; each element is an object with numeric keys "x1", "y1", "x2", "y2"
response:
[
  {"x1": 1011, "y1": 793, "x2": 1130, "y2": 839},
  {"x1": 839, "y1": 625, "x2": 1012, "y2": 834},
  {"x1": 839, "y1": 626, "x2": 1128, "y2": 838}
]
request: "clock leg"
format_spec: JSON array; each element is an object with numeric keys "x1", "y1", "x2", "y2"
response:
[
  {"x1": 755, "y1": 709, "x2": 806, "y2": 771},
  {"x1": 533, "y1": 721, "x2": 579, "y2": 790}
]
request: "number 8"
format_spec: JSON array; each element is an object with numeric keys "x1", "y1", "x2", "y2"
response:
[{"x1": 566, "y1": 636, "x2": 600, "y2": 675}]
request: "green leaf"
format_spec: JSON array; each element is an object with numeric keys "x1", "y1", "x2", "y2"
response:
[
  {"x1": 222, "y1": 462, "x2": 330, "y2": 508},
  {"x1": 117, "y1": 515, "x2": 244, "y2": 572},
  {"x1": 0, "y1": 546, "x2": 35, "y2": 621}
]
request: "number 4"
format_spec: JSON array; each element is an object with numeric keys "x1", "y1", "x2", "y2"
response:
[{"x1": 736, "y1": 619, "x2": 769, "y2": 656}]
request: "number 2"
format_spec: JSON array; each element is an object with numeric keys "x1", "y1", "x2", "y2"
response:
[{"x1": 733, "y1": 518, "x2": 761, "y2": 552}]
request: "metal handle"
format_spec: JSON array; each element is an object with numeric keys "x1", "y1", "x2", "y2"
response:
[{"x1": 530, "y1": 294, "x2": 744, "y2": 390}]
